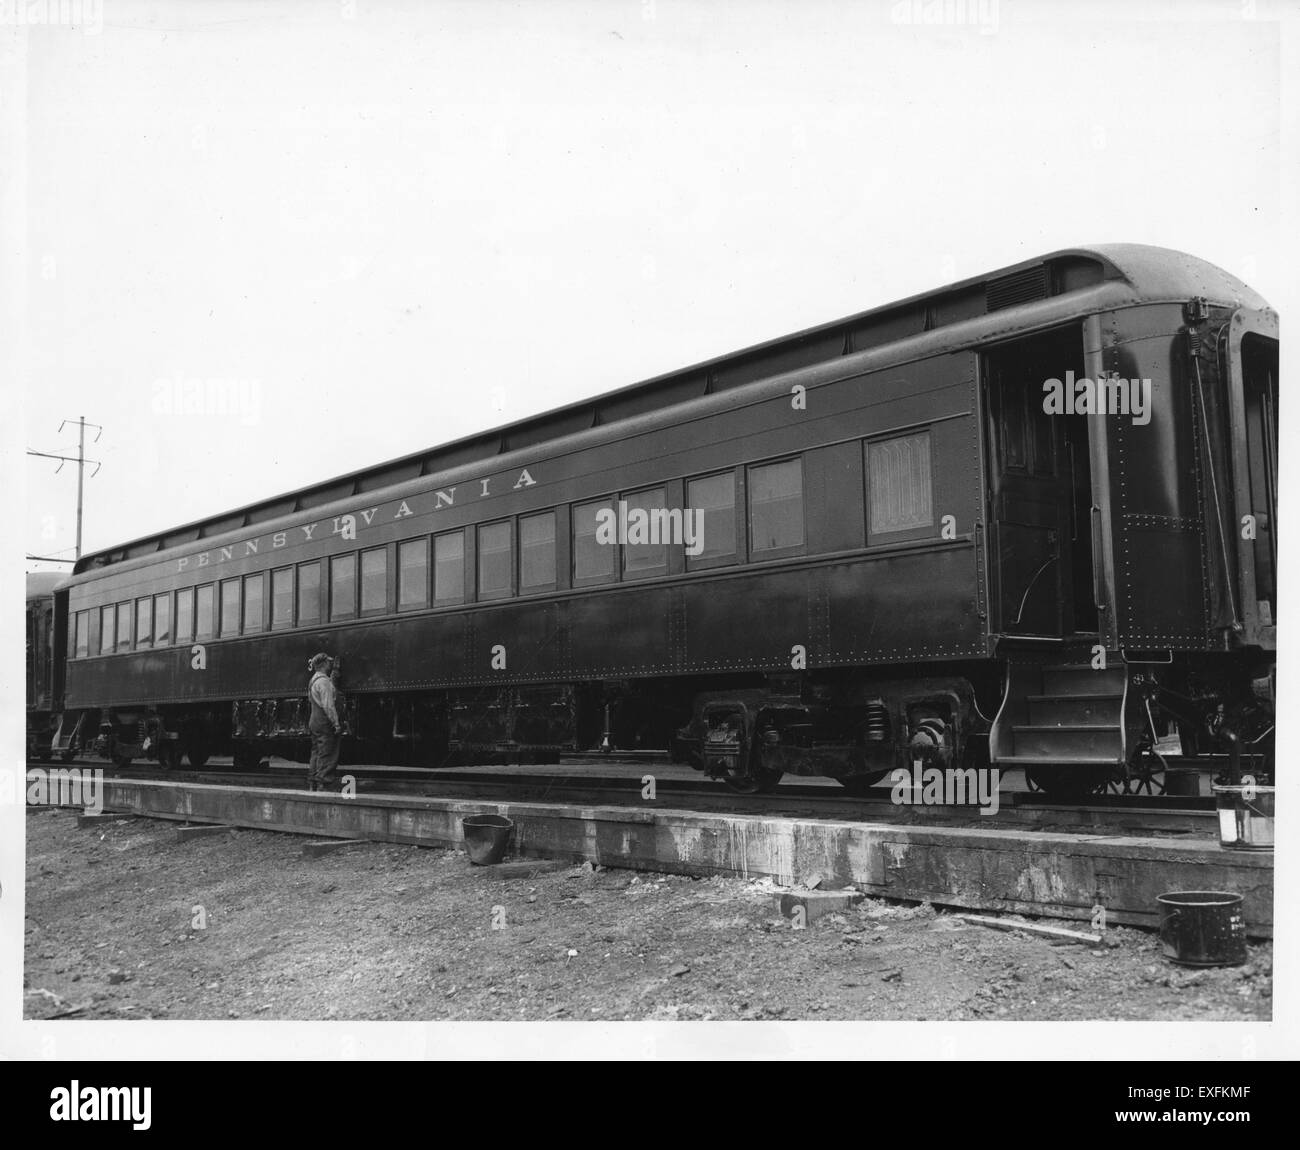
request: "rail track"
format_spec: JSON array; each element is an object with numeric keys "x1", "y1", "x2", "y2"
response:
[{"x1": 29, "y1": 757, "x2": 1218, "y2": 837}]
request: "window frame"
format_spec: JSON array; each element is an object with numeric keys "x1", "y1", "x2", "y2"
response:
[
  {"x1": 359, "y1": 546, "x2": 389, "y2": 618},
  {"x1": 746, "y1": 456, "x2": 807, "y2": 561},
  {"x1": 135, "y1": 596, "x2": 153, "y2": 649},
  {"x1": 99, "y1": 604, "x2": 116, "y2": 655},
  {"x1": 219, "y1": 577, "x2": 242, "y2": 638},
  {"x1": 74, "y1": 610, "x2": 89, "y2": 658},
  {"x1": 476, "y1": 519, "x2": 514, "y2": 602},
  {"x1": 153, "y1": 592, "x2": 172, "y2": 647},
  {"x1": 271, "y1": 566, "x2": 295, "y2": 630},
  {"x1": 864, "y1": 428, "x2": 937, "y2": 547},
  {"x1": 433, "y1": 530, "x2": 466, "y2": 607},
  {"x1": 685, "y1": 469, "x2": 739, "y2": 572},
  {"x1": 571, "y1": 496, "x2": 618, "y2": 587},
  {"x1": 619, "y1": 485, "x2": 672, "y2": 582},
  {"x1": 518, "y1": 510, "x2": 558, "y2": 595},
  {"x1": 195, "y1": 583, "x2": 215, "y2": 641},
  {"x1": 243, "y1": 571, "x2": 266, "y2": 634},
  {"x1": 176, "y1": 587, "x2": 196, "y2": 643},
  {"x1": 297, "y1": 561, "x2": 322, "y2": 627},
  {"x1": 330, "y1": 553, "x2": 358, "y2": 623},
  {"x1": 398, "y1": 537, "x2": 431, "y2": 612},
  {"x1": 116, "y1": 601, "x2": 134, "y2": 652}
]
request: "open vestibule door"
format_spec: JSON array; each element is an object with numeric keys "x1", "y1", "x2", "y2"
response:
[{"x1": 982, "y1": 326, "x2": 1097, "y2": 640}]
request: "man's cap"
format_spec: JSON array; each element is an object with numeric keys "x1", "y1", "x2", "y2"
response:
[{"x1": 308, "y1": 652, "x2": 332, "y2": 671}]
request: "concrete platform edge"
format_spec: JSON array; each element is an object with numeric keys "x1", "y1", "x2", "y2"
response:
[{"x1": 34, "y1": 780, "x2": 1274, "y2": 937}]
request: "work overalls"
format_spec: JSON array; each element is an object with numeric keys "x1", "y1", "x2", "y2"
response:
[{"x1": 307, "y1": 671, "x2": 341, "y2": 790}]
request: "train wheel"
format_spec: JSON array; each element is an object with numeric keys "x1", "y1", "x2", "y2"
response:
[
  {"x1": 60, "y1": 748, "x2": 77, "y2": 763},
  {"x1": 1125, "y1": 745, "x2": 1167, "y2": 796},
  {"x1": 839, "y1": 771, "x2": 890, "y2": 797},
  {"x1": 1024, "y1": 765, "x2": 1109, "y2": 799},
  {"x1": 157, "y1": 742, "x2": 180, "y2": 771},
  {"x1": 186, "y1": 743, "x2": 210, "y2": 770},
  {"x1": 111, "y1": 750, "x2": 132, "y2": 769}
]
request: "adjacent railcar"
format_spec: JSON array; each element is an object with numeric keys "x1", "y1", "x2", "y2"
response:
[
  {"x1": 25, "y1": 573, "x2": 70, "y2": 761},
  {"x1": 50, "y1": 244, "x2": 1277, "y2": 797}
]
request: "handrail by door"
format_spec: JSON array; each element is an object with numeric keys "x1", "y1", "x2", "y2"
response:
[
  {"x1": 1090, "y1": 505, "x2": 1105, "y2": 617},
  {"x1": 1010, "y1": 554, "x2": 1058, "y2": 628}
]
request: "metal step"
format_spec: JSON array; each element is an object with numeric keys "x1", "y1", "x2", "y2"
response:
[
  {"x1": 1026, "y1": 693, "x2": 1123, "y2": 725},
  {"x1": 1011, "y1": 724, "x2": 1124, "y2": 759},
  {"x1": 1041, "y1": 664, "x2": 1128, "y2": 697}
]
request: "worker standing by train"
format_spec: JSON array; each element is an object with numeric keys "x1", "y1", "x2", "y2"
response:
[{"x1": 306, "y1": 653, "x2": 342, "y2": 791}]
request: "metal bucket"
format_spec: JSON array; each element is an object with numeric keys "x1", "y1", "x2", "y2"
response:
[
  {"x1": 461, "y1": 814, "x2": 514, "y2": 866},
  {"x1": 1212, "y1": 784, "x2": 1275, "y2": 851},
  {"x1": 1157, "y1": 891, "x2": 1248, "y2": 967}
]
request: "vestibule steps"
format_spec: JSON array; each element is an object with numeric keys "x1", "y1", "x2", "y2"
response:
[{"x1": 991, "y1": 657, "x2": 1129, "y2": 773}]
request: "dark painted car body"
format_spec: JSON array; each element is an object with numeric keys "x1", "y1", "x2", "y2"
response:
[{"x1": 46, "y1": 244, "x2": 1276, "y2": 793}]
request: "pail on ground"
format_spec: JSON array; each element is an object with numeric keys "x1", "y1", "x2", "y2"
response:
[
  {"x1": 461, "y1": 814, "x2": 514, "y2": 865},
  {"x1": 1212, "y1": 784, "x2": 1275, "y2": 851},
  {"x1": 1157, "y1": 891, "x2": 1247, "y2": 967}
]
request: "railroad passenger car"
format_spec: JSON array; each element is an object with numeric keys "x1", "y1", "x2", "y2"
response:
[
  {"x1": 48, "y1": 244, "x2": 1277, "y2": 797},
  {"x1": 25, "y1": 573, "x2": 70, "y2": 762}
]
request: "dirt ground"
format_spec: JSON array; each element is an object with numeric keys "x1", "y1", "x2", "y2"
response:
[{"x1": 24, "y1": 806, "x2": 1271, "y2": 1022}]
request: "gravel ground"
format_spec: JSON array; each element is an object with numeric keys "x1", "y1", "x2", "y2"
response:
[{"x1": 24, "y1": 806, "x2": 1271, "y2": 1022}]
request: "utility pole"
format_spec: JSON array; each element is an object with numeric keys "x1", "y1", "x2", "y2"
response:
[
  {"x1": 76, "y1": 416, "x2": 85, "y2": 556},
  {"x1": 27, "y1": 417, "x2": 102, "y2": 560}
]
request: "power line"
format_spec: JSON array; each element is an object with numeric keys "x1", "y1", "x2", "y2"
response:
[{"x1": 27, "y1": 448, "x2": 103, "y2": 470}]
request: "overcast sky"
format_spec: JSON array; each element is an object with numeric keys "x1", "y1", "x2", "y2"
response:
[{"x1": 10, "y1": 0, "x2": 1290, "y2": 572}]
